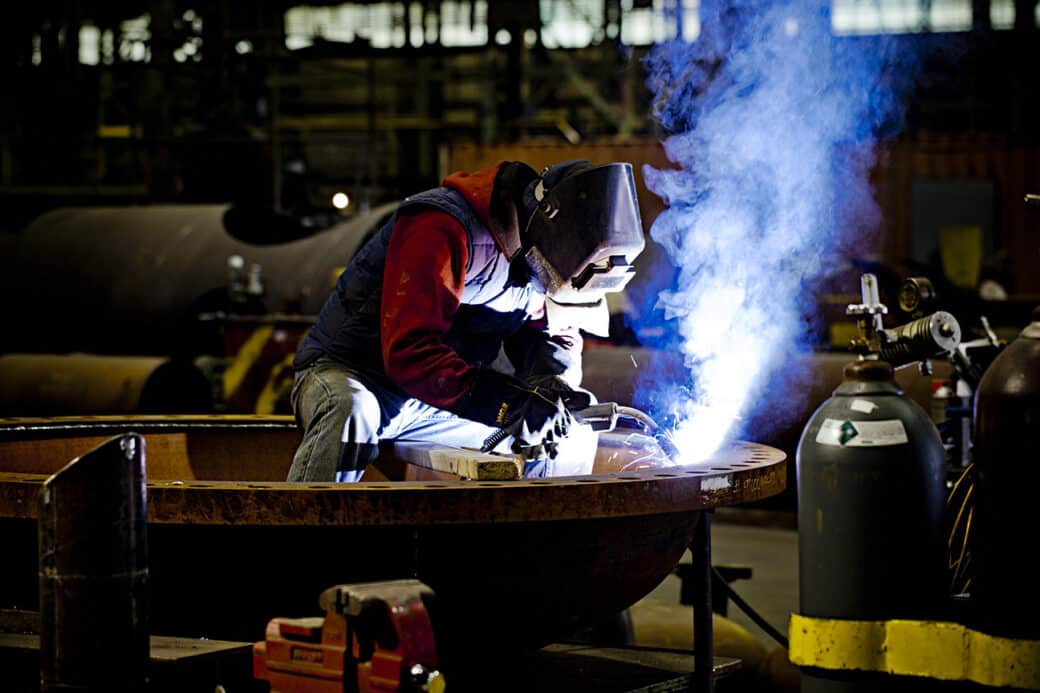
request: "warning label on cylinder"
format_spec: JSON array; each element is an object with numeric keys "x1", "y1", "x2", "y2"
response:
[{"x1": 815, "y1": 418, "x2": 909, "y2": 447}]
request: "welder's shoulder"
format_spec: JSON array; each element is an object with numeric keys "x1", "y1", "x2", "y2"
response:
[{"x1": 391, "y1": 208, "x2": 469, "y2": 248}]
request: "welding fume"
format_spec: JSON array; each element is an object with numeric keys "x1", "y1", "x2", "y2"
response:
[{"x1": 634, "y1": 1, "x2": 919, "y2": 462}]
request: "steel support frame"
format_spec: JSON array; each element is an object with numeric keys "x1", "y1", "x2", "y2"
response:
[{"x1": 691, "y1": 510, "x2": 713, "y2": 692}]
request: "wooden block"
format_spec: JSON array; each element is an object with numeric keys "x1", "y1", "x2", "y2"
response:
[{"x1": 387, "y1": 441, "x2": 523, "y2": 480}]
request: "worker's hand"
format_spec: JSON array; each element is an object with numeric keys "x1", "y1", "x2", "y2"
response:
[
  {"x1": 508, "y1": 387, "x2": 574, "y2": 458},
  {"x1": 525, "y1": 374, "x2": 594, "y2": 412},
  {"x1": 452, "y1": 368, "x2": 580, "y2": 458}
]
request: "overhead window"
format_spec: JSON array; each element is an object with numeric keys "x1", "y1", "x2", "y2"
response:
[
  {"x1": 831, "y1": 0, "x2": 972, "y2": 34},
  {"x1": 285, "y1": 2, "x2": 488, "y2": 50}
]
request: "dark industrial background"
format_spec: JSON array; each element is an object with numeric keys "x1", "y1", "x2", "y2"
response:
[
  {"x1": 2, "y1": 0, "x2": 1039, "y2": 487},
  {"x1": 2, "y1": 0, "x2": 1039, "y2": 271},
  {"x1": 2, "y1": 3, "x2": 1040, "y2": 692}
]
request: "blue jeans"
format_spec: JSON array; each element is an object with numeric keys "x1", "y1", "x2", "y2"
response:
[{"x1": 287, "y1": 357, "x2": 507, "y2": 482}]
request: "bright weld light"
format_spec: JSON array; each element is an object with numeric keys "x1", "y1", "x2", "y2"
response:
[
  {"x1": 664, "y1": 281, "x2": 770, "y2": 463},
  {"x1": 332, "y1": 192, "x2": 350, "y2": 210},
  {"x1": 671, "y1": 327, "x2": 768, "y2": 463},
  {"x1": 640, "y1": 2, "x2": 913, "y2": 465}
]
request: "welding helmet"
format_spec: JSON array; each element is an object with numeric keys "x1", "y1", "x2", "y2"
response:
[{"x1": 521, "y1": 161, "x2": 644, "y2": 336}]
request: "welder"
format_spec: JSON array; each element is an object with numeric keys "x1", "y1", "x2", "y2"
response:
[{"x1": 287, "y1": 160, "x2": 645, "y2": 481}]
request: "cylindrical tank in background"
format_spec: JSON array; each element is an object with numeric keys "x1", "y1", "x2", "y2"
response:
[
  {"x1": 0, "y1": 354, "x2": 213, "y2": 416},
  {"x1": 0, "y1": 203, "x2": 395, "y2": 356},
  {"x1": 972, "y1": 306, "x2": 1040, "y2": 639},
  {"x1": 797, "y1": 359, "x2": 946, "y2": 692}
]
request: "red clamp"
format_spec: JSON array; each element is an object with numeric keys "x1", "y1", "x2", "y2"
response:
[{"x1": 254, "y1": 579, "x2": 443, "y2": 693}]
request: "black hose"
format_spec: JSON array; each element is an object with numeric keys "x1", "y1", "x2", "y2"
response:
[
  {"x1": 712, "y1": 566, "x2": 789, "y2": 649},
  {"x1": 480, "y1": 425, "x2": 512, "y2": 453}
]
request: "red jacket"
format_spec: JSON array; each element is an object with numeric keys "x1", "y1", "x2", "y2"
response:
[{"x1": 296, "y1": 162, "x2": 581, "y2": 411}]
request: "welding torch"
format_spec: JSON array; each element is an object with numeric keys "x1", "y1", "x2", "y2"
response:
[{"x1": 480, "y1": 402, "x2": 679, "y2": 460}]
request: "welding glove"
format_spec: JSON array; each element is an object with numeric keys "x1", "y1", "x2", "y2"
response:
[
  {"x1": 525, "y1": 374, "x2": 595, "y2": 411},
  {"x1": 453, "y1": 367, "x2": 577, "y2": 456}
]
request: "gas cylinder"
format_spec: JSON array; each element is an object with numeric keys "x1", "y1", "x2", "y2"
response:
[
  {"x1": 797, "y1": 359, "x2": 946, "y2": 692},
  {"x1": 972, "y1": 307, "x2": 1040, "y2": 639}
]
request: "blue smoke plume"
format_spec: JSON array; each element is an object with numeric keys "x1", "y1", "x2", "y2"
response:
[{"x1": 637, "y1": 1, "x2": 915, "y2": 461}]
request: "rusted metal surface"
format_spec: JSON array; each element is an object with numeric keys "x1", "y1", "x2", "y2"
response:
[
  {"x1": 0, "y1": 414, "x2": 300, "y2": 435},
  {"x1": 0, "y1": 415, "x2": 300, "y2": 480},
  {"x1": 0, "y1": 416, "x2": 785, "y2": 649},
  {"x1": 0, "y1": 415, "x2": 785, "y2": 526},
  {"x1": 0, "y1": 444, "x2": 784, "y2": 526}
]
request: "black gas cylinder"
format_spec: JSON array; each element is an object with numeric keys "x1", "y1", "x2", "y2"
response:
[
  {"x1": 797, "y1": 359, "x2": 946, "y2": 692},
  {"x1": 972, "y1": 307, "x2": 1040, "y2": 639}
]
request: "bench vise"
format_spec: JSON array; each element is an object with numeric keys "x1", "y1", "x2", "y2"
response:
[{"x1": 254, "y1": 579, "x2": 444, "y2": 693}]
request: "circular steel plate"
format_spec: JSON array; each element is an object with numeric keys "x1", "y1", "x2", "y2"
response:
[
  {"x1": 0, "y1": 416, "x2": 785, "y2": 525},
  {"x1": 0, "y1": 416, "x2": 786, "y2": 645}
]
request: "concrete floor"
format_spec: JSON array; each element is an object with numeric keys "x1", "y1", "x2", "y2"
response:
[
  {"x1": 684, "y1": 515, "x2": 797, "y2": 646},
  {"x1": 630, "y1": 510, "x2": 801, "y2": 690}
]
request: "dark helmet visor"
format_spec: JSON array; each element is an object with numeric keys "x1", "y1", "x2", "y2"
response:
[{"x1": 523, "y1": 162, "x2": 644, "y2": 303}]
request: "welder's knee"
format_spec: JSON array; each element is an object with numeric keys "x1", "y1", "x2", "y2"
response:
[
  {"x1": 288, "y1": 366, "x2": 383, "y2": 482},
  {"x1": 337, "y1": 386, "x2": 382, "y2": 443}
]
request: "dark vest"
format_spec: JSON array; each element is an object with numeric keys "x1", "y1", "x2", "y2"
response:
[{"x1": 294, "y1": 187, "x2": 541, "y2": 381}]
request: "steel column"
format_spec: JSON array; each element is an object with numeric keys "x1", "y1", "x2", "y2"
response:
[
  {"x1": 692, "y1": 510, "x2": 713, "y2": 692},
  {"x1": 39, "y1": 434, "x2": 149, "y2": 692}
]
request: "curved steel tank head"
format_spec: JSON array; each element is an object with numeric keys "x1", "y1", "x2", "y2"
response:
[{"x1": 0, "y1": 416, "x2": 786, "y2": 653}]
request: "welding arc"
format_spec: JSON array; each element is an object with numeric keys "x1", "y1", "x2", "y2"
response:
[{"x1": 712, "y1": 567, "x2": 789, "y2": 649}]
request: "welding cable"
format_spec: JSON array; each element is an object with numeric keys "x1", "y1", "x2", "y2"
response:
[
  {"x1": 945, "y1": 464, "x2": 975, "y2": 594},
  {"x1": 480, "y1": 422, "x2": 513, "y2": 453},
  {"x1": 947, "y1": 463, "x2": 974, "y2": 505},
  {"x1": 479, "y1": 382, "x2": 564, "y2": 452},
  {"x1": 949, "y1": 507, "x2": 974, "y2": 594},
  {"x1": 711, "y1": 566, "x2": 789, "y2": 649},
  {"x1": 947, "y1": 482, "x2": 973, "y2": 556}
]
